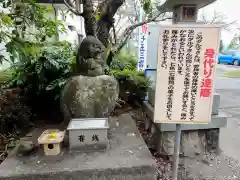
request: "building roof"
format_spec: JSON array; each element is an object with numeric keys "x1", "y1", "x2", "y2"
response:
[{"x1": 160, "y1": 0, "x2": 217, "y2": 12}]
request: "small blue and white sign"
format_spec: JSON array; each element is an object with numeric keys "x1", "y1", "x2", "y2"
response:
[{"x1": 138, "y1": 8, "x2": 148, "y2": 71}]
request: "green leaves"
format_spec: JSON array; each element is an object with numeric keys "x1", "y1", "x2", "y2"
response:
[
  {"x1": 9, "y1": 42, "x2": 76, "y2": 101},
  {"x1": 109, "y1": 50, "x2": 150, "y2": 106},
  {"x1": 111, "y1": 69, "x2": 150, "y2": 106},
  {"x1": 111, "y1": 50, "x2": 138, "y2": 71},
  {"x1": 140, "y1": 0, "x2": 153, "y2": 16},
  {"x1": 0, "y1": 14, "x2": 13, "y2": 26},
  {"x1": 0, "y1": 0, "x2": 66, "y2": 67},
  {"x1": 2, "y1": 0, "x2": 11, "y2": 8},
  {"x1": 219, "y1": 40, "x2": 224, "y2": 52}
]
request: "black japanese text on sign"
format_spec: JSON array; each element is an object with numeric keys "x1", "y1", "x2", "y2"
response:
[
  {"x1": 177, "y1": 30, "x2": 187, "y2": 75},
  {"x1": 180, "y1": 30, "x2": 194, "y2": 121},
  {"x1": 155, "y1": 25, "x2": 220, "y2": 124},
  {"x1": 162, "y1": 29, "x2": 204, "y2": 121},
  {"x1": 189, "y1": 32, "x2": 203, "y2": 121},
  {"x1": 161, "y1": 30, "x2": 169, "y2": 69},
  {"x1": 166, "y1": 30, "x2": 178, "y2": 121}
]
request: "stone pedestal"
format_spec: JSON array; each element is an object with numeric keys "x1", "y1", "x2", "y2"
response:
[
  {"x1": 142, "y1": 92, "x2": 227, "y2": 157},
  {"x1": 0, "y1": 114, "x2": 157, "y2": 180},
  {"x1": 154, "y1": 128, "x2": 219, "y2": 157}
]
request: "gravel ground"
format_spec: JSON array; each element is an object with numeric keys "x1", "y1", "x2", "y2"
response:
[{"x1": 130, "y1": 108, "x2": 240, "y2": 180}]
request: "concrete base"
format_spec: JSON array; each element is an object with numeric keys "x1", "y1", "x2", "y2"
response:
[
  {"x1": 143, "y1": 101, "x2": 227, "y2": 131},
  {"x1": 0, "y1": 114, "x2": 157, "y2": 180},
  {"x1": 142, "y1": 101, "x2": 226, "y2": 156},
  {"x1": 154, "y1": 127, "x2": 220, "y2": 157}
]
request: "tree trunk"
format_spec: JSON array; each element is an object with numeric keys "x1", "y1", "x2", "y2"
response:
[
  {"x1": 82, "y1": 0, "x2": 97, "y2": 36},
  {"x1": 82, "y1": 0, "x2": 124, "y2": 48},
  {"x1": 77, "y1": 0, "x2": 124, "y2": 67}
]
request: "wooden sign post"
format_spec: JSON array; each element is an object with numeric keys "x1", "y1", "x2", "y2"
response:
[{"x1": 154, "y1": 5, "x2": 220, "y2": 180}]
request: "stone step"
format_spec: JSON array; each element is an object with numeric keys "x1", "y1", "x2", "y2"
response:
[{"x1": 0, "y1": 114, "x2": 157, "y2": 180}]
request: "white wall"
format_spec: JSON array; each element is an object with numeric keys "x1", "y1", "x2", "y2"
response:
[
  {"x1": 0, "y1": 4, "x2": 86, "y2": 70},
  {"x1": 58, "y1": 9, "x2": 85, "y2": 45}
]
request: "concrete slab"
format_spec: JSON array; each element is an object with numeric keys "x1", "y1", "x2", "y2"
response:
[{"x1": 0, "y1": 114, "x2": 157, "y2": 180}]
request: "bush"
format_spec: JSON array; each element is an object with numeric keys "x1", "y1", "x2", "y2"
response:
[
  {"x1": 8, "y1": 41, "x2": 76, "y2": 117},
  {"x1": 0, "y1": 69, "x2": 13, "y2": 85},
  {"x1": 110, "y1": 50, "x2": 138, "y2": 71},
  {"x1": 109, "y1": 50, "x2": 150, "y2": 106},
  {"x1": 110, "y1": 69, "x2": 150, "y2": 107},
  {"x1": 9, "y1": 41, "x2": 75, "y2": 100},
  {"x1": 0, "y1": 88, "x2": 32, "y2": 135}
]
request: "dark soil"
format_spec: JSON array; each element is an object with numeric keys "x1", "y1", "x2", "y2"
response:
[{"x1": 129, "y1": 108, "x2": 172, "y2": 180}]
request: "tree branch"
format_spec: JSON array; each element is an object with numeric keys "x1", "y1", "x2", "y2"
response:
[
  {"x1": 63, "y1": 0, "x2": 82, "y2": 16},
  {"x1": 201, "y1": 10, "x2": 236, "y2": 32},
  {"x1": 95, "y1": 0, "x2": 125, "y2": 46},
  {"x1": 113, "y1": 12, "x2": 171, "y2": 54}
]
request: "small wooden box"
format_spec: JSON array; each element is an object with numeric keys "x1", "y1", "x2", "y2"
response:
[{"x1": 38, "y1": 129, "x2": 65, "y2": 156}]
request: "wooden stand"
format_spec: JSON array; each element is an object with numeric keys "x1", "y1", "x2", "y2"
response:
[{"x1": 38, "y1": 129, "x2": 65, "y2": 156}]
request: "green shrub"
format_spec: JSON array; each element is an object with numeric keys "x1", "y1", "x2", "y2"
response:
[
  {"x1": 110, "y1": 69, "x2": 150, "y2": 106},
  {"x1": 110, "y1": 50, "x2": 138, "y2": 71},
  {"x1": 10, "y1": 41, "x2": 75, "y2": 99},
  {"x1": 0, "y1": 69, "x2": 13, "y2": 85},
  {"x1": 110, "y1": 50, "x2": 150, "y2": 106},
  {"x1": 0, "y1": 88, "x2": 32, "y2": 135},
  {"x1": 8, "y1": 41, "x2": 76, "y2": 116}
]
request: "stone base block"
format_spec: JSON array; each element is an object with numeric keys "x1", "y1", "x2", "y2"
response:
[
  {"x1": 155, "y1": 128, "x2": 219, "y2": 157},
  {"x1": 212, "y1": 93, "x2": 220, "y2": 115},
  {"x1": 142, "y1": 102, "x2": 225, "y2": 157},
  {"x1": 148, "y1": 84, "x2": 156, "y2": 107},
  {"x1": 144, "y1": 116, "x2": 152, "y2": 132},
  {"x1": 142, "y1": 101, "x2": 227, "y2": 131}
]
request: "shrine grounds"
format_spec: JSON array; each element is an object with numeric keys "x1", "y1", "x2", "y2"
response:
[{"x1": 1, "y1": 63, "x2": 240, "y2": 180}]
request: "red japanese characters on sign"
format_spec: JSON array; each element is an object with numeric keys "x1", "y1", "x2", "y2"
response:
[
  {"x1": 200, "y1": 48, "x2": 215, "y2": 98},
  {"x1": 142, "y1": 23, "x2": 148, "y2": 34}
]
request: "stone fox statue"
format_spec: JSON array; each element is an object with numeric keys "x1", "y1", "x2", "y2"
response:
[{"x1": 60, "y1": 36, "x2": 119, "y2": 124}]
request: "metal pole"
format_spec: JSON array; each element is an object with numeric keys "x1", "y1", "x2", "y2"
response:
[
  {"x1": 171, "y1": 5, "x2": 197, "y2": 180},
  {"x1": 171, "y1": 6, "x2": 182, "y2": 179},
  {"x1": 172, "y1": 123, "x2": 181, "y2": 180}
]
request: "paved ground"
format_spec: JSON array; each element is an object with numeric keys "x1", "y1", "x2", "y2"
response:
[
  {"x1": 215, "y1": 64, "x2": 240, "y2": 161},
  {"x1": 183, "y1": 64, "x2": 240, "y2": 179}
]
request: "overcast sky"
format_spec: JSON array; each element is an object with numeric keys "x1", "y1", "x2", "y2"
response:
[{"x1": 199, "y1": 0, "x2": 240, "y2": 45}]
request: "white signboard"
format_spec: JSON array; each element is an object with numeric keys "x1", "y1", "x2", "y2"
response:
[
  {"x1": 138, "y1": 8, "x2": 148, "y2": 71},
  {"x1": 154, "y1": 24, "x2": 220, "y2": 124}
]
